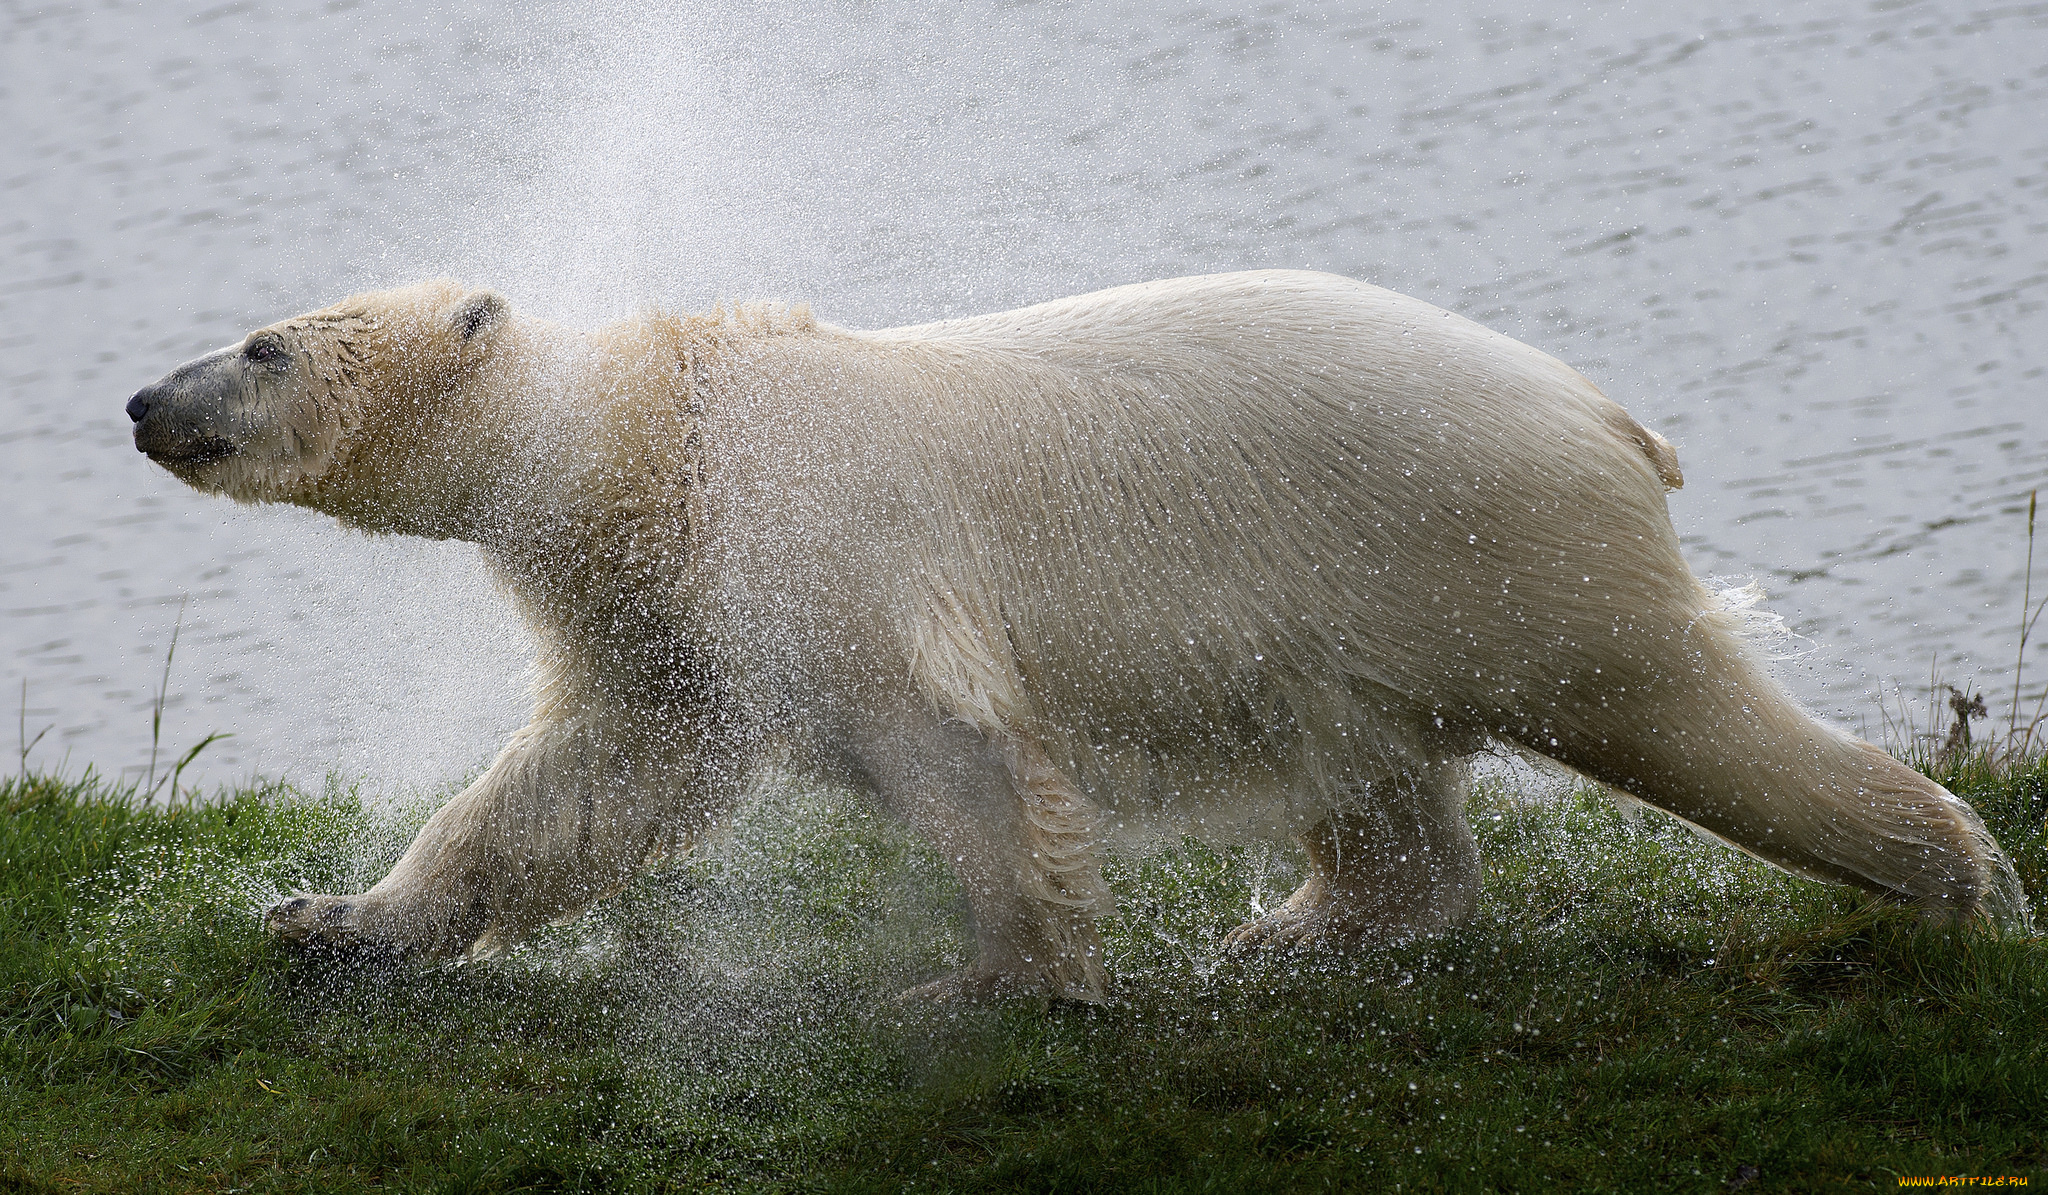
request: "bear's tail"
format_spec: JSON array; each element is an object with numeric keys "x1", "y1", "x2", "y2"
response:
[{"x1": 1546, "y1": 606, "x2": 2032, "y2": 934}]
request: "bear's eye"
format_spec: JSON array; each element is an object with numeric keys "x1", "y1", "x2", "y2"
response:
[{"x1": 244, "y1": 336, "x2": 288, "y2": 366}]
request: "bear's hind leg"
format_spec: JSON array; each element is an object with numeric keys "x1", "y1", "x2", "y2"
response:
[
  {"x1": 1223, "y1": 761, "x2": 1481, "y2": 953},
  {"x1": 1545, "y1": 616, "x2": 2031, "y2": 933}
]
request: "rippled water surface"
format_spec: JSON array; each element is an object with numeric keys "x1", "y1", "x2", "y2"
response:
[{"x1": 4, "y1": 0, "x2": 2046, "y2": 790}]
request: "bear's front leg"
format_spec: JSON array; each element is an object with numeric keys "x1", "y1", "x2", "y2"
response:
[
  {"x1": 856, "y1": 720, "x2": 1109, "y2": 1003},
  {"x1": 1223, "y1": 762, "x2": 1481, "y2": 953},
  {"x1": 266, "y1": 710, "x2": 710, "y2": 959}
]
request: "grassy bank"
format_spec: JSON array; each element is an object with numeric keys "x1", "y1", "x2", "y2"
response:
[{"x1": 3, "y1": 756, "x2": 2046, "y2": 1193}]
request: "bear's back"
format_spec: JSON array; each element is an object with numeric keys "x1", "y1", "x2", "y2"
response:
[
  {"x1": 690, "y1": 271, "x2": 1695, "y2": 775},
  {"x1": 870, "y1": 270, "x2": 1570, "y2": 406}
]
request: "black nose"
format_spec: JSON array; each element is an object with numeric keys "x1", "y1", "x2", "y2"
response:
[{"x1": 126, "y1": 388, "x2": 154, "y2": 424}]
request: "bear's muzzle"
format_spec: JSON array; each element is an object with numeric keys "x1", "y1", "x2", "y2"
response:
[{"x1": 128, "y1": 349, "x2": 245, "y2": 468}]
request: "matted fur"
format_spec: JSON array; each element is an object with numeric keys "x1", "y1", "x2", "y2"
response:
[{"x1": 126, "y1": 269, "x2": 2030, "y2": 1001}]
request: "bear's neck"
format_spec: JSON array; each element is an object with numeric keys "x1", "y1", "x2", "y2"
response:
[{"x1": 469, "y1": 318, "x2": 708, "y2": 679}]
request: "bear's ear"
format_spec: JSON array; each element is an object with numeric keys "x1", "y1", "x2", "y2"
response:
[{"x1": 451, "y1": 290, "x2": 508, "y2": 341}]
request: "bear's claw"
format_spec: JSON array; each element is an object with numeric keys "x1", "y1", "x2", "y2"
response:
[
  {"x1": 265, "y1": 890, "x2": 497, "y2": 962},
  {"x1": 1221, "y1": 909, "x2": 1344, "y2": 955},
  {"x1": 896, "y1": 967, "x2": 1104, "y2": 1006},
  {"x1": 264, "y1": 892, "x2": 373, "y2": 951},
  {"x1": 1221, "y1": 903, "x2": 1449, "y2": 957}
]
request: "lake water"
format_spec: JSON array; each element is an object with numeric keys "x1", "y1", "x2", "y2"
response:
[{"x1": 4, "y1": 0, "x2": 2046, "y2": 793}]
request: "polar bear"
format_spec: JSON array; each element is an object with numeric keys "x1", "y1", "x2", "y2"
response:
[{"x1": 126, "y1": 270, "x2": 2029, "y2": 1000}]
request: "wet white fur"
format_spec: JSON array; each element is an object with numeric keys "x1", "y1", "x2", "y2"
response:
[{"x1": 195, "y1": 270, "x2": 2027, "y2": 999}]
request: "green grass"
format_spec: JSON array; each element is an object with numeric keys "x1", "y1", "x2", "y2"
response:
[{"x1": 3, "y1": 755, "x2": 2046, "y2": 1193}]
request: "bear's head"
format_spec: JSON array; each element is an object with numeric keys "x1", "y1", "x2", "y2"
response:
[{"x1": 126, "y1": 279, "x2": 515, "y2": 536}]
